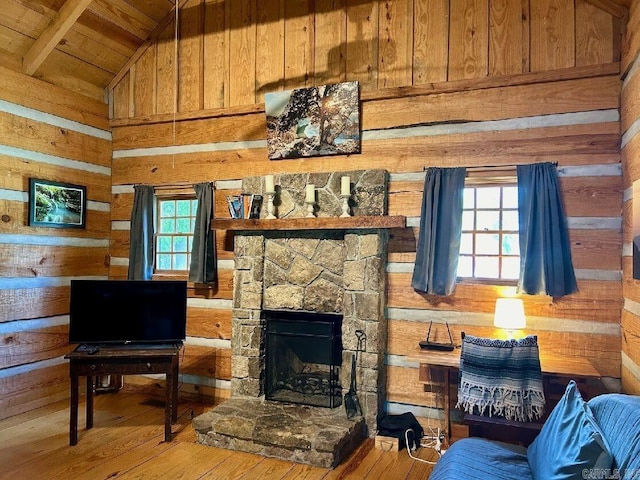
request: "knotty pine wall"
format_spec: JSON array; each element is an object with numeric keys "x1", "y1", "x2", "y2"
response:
[
  {"x1": 0, "y1": 66, "x2": 111, "y2": 420},
  {"x1": 621, "y1": 0, "x2": 640, "y2": 396},
  {"x1": 108, "y1": 0, "x2": 631, "y2": 430}
]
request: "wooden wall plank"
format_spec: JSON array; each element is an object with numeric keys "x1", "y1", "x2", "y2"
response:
[
  {"x1": 0, "y1": 157, "x2": 111, "y2": 203},
  {"x1": 0, "y1": 245, "x2": 108, "y2": 278},
  {"x1": 0, "y1": 287, "x2": 70, "y2": 323},
  {"x1": 530, "y1": 0, "x2": 575, "y2": 72},
  {"x1": 228, "y1": 0, "x2": 256, "y2": 106},
  {"x1": 187, "y1": 307, "x2": 232, "y2": 339},
  {"x1": 521, "y1": 0, "x2": 531, "y2": 72},
  {"x1": 132, "y1": 43, "x2": 156, "y2": 117},
  {"x1": 156, "y1": 20, "x2": 177, "y2": 116},
  {"x1": 622, "y1": 257, "x2": 640, "y2": 304},
  {"x1": 255, "y1": 0, "x2": 285, "y2": 103},
  {"x1": 0, "y1": 110, "x2": 112, "y2": 166},
  {"x1": 363, "y1": 76, "x2": 621, "y2": 131},
  {"x1": 314, "y1": 0, "x2": 347, "y2": 86},
  {"x1": 622, "y1": 309, "x2": 640, "y2": 367},
  {"x1": 448, "y1": 0, "x2": 488, "y2": 80},
  {"x1": 0, "y1": 325, "x2": 69, "y2": 369},
  {"x1": 378, "y1": 0, "x2": 414, "y2": 88},
  {"x1": 112, "y1": 112, "x2": 266, "y2": 149},
  {"x1": 576, "y1": 0, "x2": 614, "y2": 67},
  {"x1": 345, "y1": 0, "x2": 379, "y2": 92},
  {"x1": 0, "y1": 66, "x2": 108, "y2": 131},
  {"x1": 621, "y1": 0, "x2": 640, "y2": 75},
  {"x1": 622, "y1": 62, "x2": 640, "y2": 133},
  {"x1": 489, "y1": 0, "x2": 523, "y2": 76},
  {"x1": 0, "y1": 364, "x2": 69, "y2": 420},
  {"x1": 181, "y1": 344, "x2": 231, "y2": 379},
  {"x1": 622, "y1": 133, "x2": 640, "y2": 188},
  {"x1": 387, "y1": 272, "x2": 622, "y2": 322},
  {"x1": 178, "y1": 0, "x2": 204, "y2": 112},
  {"x1": 284, "y1": 0, "x2": 314, "y2": 90},
  {"x1": 413, "y1": 0, "x2": 449, "y2": 83},
  {"x1": 112, "y1": 72, "x2": 131, "y2": 119},
  {"x1": 0, "y1": 199, "x2": 110, "y2": 238},
  {"x1": 203, "y1": 0, "x2": 228, "y2": 110}
]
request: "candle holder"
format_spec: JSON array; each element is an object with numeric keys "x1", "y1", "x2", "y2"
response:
[
  {"x1": 340, "y1": 194, "x2": 351, "y2": 217},
  {"x1": 265, "y1": 191, "x2": 276, "y2": 219},
  {"x1": 305, "y1": 200, "x2": 316, "y2": 218}
]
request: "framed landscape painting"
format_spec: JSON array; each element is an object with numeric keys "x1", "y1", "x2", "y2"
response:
[
  {"x1": 28, "y1": 178, "x2": 87, "y2": 228},
  {"x1": 265, "y1": 81, "x2": 361, "y2": 160}
]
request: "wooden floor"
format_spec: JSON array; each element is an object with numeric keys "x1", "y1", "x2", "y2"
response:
[{"x1": 0, "y1": 391, "x2": 438, "y2": 479}]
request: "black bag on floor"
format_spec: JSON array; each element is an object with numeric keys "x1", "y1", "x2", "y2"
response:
[{"x1": 377, "y1": 412, "x2": 424, "y2": 450}]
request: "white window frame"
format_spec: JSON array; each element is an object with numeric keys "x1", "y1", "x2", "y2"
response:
[
  {"x1": 457, "y1": 178, "x2": 520, "y2": 285},
  {"x1": 154, "y1": 190, "x2": 197, "y2": 277}
]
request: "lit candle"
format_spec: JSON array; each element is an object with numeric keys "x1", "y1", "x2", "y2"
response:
[
  {"x1": 341, "y1": 176, "x2": 350, "y2": 196},
  {"x1": 305, "y1": 184, "x2": 315, "y2": 203},
  {"x1": 265, "y1": 174, "x2": 275, "y2": 193}
]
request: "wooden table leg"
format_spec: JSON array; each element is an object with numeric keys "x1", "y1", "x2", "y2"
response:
[
  {"x1": 70, "y1": 370, "x2": 78, "y2": 446},
  {"x1": 444, "y1": 367, "x2": 451, "y2": 447},
  {"x1": 171, "y1": 358, "x2": 178, "y2": 423},
  {"x1": 86, "y1": 375, "x2": 94, "y2": 430},
  {"x1": 165, "y1": 368, "x2": 172, "y2": 442}
]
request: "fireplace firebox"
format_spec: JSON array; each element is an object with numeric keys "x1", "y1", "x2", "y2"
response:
[{"x1": 264, "y1": 309, "x2": 342, "y2": 408}]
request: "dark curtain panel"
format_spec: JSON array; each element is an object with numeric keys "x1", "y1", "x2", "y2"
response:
[
  {"x1": 189, "y1": 182, "x2": 217, "y2": 284},
  {"x1": 128, "y1": 185, "x2": 155, "y2": 280},
  {"x1": 517, "y1": 162, "x2": 577, "y2": 297},
  {"x1": 412, "y1": 167, "x2": 467, "y2": 295}
]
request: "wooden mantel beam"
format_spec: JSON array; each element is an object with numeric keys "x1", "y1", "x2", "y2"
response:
[{"x1": 22, "y1": 0, "x2": 93, "y2": 76}]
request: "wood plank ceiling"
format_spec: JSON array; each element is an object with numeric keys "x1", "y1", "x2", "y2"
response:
[
  {"x1": 0, "y1": 0, "x2": 633, "y2": 104},
  {"x1": 0, "y1": 0, "x2": 180, "y2": 102}
]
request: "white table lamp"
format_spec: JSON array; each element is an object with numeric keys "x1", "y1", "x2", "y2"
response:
[{"x1": 494, "y1": 298, "x2": 526, "y2": 338}]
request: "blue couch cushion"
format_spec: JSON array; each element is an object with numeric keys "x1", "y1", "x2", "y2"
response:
[
  {"x1": 430, "y1": 438, "x2": 532, "y2": 480},
  {"x1": 588, "y1": 393, "x2": 640, "y2": 479},
  {"x1": 527, "y1": 380, "x2": 612, "y2": 480}
]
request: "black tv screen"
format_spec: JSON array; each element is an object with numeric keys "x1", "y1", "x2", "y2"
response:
[{"x1": 69, "y1": 280, "x2": 187, "y2": 345}]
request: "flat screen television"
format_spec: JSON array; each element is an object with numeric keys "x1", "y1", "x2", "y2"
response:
[{"x1": 69, "y1": 280, "x2": 187, "y2": 345}]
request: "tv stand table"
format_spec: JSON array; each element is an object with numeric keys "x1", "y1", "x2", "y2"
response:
[{"x1": 65, "y1": 343, "x2": 181, "y2": 445}]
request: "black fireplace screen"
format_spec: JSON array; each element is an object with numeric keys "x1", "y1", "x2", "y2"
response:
[{"x1": 264, "y1": 309, "x2": 342, "y2": 408}]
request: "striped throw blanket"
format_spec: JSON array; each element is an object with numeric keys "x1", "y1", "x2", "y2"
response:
[{"x1": 456, "y1": 334, "x2": 545, "y2": 422}]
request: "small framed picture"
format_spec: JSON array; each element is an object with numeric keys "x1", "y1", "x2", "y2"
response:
[{"x1": 28, "y1": 178, "x2": 87, "y2": 229}]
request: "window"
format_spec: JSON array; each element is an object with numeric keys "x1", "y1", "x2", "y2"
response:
[
  {"x1": 458, "y1": 184, "x2": 520, "y2": 282},
  {"x1": 155, "y1": 196, "x2": 198, "y2": 273}
]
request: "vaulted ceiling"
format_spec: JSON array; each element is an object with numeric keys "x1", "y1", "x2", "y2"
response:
[
  {"x1": 1, "y1": 0, "x2": 180, "y2": 102},
  {"x1": 0, "y1": 0, "x2": 634, "y2": 104}
]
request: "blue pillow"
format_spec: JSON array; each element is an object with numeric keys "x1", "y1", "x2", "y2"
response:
[{"x1": 527, "y1": 381, "x2": 612, "y2": 480}]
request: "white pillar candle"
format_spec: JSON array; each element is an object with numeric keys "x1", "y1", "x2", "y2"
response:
[
  {"x1": 305, "y1": 184, "x2": 315, "y2": 203},
  {"x1": 265, "y1": 174, "x2": 274, "y2": 193},
  {"x1": 341, "y1": 176, "x2": 350, "y2": 196}
]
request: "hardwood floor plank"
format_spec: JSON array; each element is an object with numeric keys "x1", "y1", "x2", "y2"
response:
[
  {"x1": 198, "y1": 451, "x2": 267, "y2": 479},
  {"x1": 117, "y1": 442, "x2": 235, "y2": 479},
  {"x1": 0, "y1": 393, "x2": 437, "y2": 480},
  {"x1": 280, "y1": 462, "x2": 329, "y2": 480}
]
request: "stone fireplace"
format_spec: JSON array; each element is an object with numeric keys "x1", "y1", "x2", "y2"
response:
[
  {"x1": 193, "y1": 170, "x2": 393, "y2": 468},
  {"x1": 264, "y1": 309, "x2": 343, "y2": 408}
]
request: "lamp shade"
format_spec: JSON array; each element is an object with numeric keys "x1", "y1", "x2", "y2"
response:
[{"x1": 493, "y1": 298, "x2": 526, "y2": 330}]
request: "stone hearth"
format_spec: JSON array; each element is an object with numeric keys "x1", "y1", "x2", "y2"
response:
[
  {"x1": 193, "y1": 398, "x2": 366, "y2": 468},
  {"x1": 193, "y1": 170, "x2": 390, "y2": 468}
]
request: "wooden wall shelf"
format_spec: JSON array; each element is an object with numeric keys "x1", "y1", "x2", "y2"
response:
[{"x1": 212, "y1": 216, "x2": 406, "y2": 231}]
